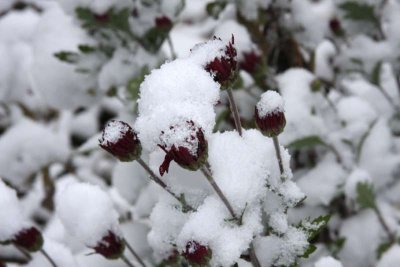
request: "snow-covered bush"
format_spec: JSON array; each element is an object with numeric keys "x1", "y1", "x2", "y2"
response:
[{"x1": 1, "y1": 0, "x2": 400, "y2": 267}]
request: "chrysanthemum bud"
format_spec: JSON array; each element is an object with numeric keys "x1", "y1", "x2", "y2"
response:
[
  {"x1": 255, "y1": 91, "x2": 286, "y2": 137},
  {"x1": 94, "y1": 13, "x2": 109, "y2": 24},
  {"x1": 158, "y1": 121, "x2": 208, "y2": 176},
  {"x1": 240, "y1": 50, "x2": 262, "y2": 74},
  {"x1": 12, "y1": 227, "x2": 43, "y2": 252},
  {"x1": 155, "y1": 16, "x2": 172, "y2": 29},
  {"x1": 99, "y1": 120, "x2": 142, "y2": 162},
  {"x1": 329, "y1": 18, "x2": 344, "y2": 36},
  {"x1": 205, "y1": 36, "x2": 237, "y2": 88},
  {"x1": 92, "y1": 231, "x2": 125, "y2": 260},
  {"x1": 183, "y1": 241, "x2": 212, "y2": 266}
]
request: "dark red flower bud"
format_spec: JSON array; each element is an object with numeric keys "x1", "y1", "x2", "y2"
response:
[
  {"x1": 155, "y1": 16, "x2": 172, "y2": 29},
  {"x1": 329, "y1": 18, "x2": 344, "y2": 36},
  {"x1": 92, "y1": 231, "x2": 125, "y2": 260},
  {"x1": 99, "y1": 120, "x2": 142, "y2": 162},
  {"x1": 158, "y1": 121, "x2": 208, "y2": 176},
  {"x1": 255, "y1": 91, "x2": 286, "y2": 137},
  {"x1": 183, "y1": 241, "x2": 212, "y2": 266},
  {"x1": 12, "y1": 227, "x2": 43, "y2": 252},
  {"x1": 205, "y1": 36, "x2": 237, "y2": 88},
  {"x1": 240, "y1": 50, "x2": 262, "y2": 74}
]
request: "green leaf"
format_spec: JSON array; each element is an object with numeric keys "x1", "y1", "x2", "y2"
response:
[
  {"x1": 126, "y1": 67, "x2": 149, "y2": 101},
  {"x1": 54, "y1": 51, "x2": 79, "y2": 64},
  {"x1": 141, "y1": 27, "x2": 170, "y2": 53},
  {"x1": 356, "y1": 182, "x2": 376, "y2": 209},
  {"x1": 301, "y1": 244, "x2": 317, "y2": 258},
  {"x1": 206, "y1": 1, "x2": 227, "y2": 19},
  {"x1": 377, "y1": 241, "x2": 392, "y2": 259},
  {"x1": 328, "y1": 237, "x2": 346, "y2": 257},
  {"x1": 78, "y1": 44, "x2": 96, "y2": 54},
  {"x1": 371, "y1": 61, "x2": 382, "y2": 86},
  {"x1": 287, "y1": 136, "x2": 325, "y2": 150},
  {"x1": 300, "y1": 215, "x2": 331, "y2": 241},
  {"x1": 339, "y1": 2, "x2": 377, "y2": 23}
]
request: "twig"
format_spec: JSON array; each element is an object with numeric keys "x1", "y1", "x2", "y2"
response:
[
  {"x1": 40, "y1": 248, "x2": 57, "y2": 267},
  {"x1": 374, "y1": 207, "x2": 396, "y2": 243},
  {"x1": 123, "y1": 239, "x2": 147, "y2": 267},
  {"x1": 200, "y1": 166, "x2": 237, "y2": 219},
  {"x1": 121, "y1": 254, "x2": 136, "y2": 267},
  {"x1": 137, "y1": 158, "x2": 194, "y2": 211},
  {"x1": 227, "y1": 88, "x2": 243, "y2": 136},
  {"x1": 167, "y1": 35, "x2": 177, "y2": 60},
  {"x1": 249, "y1": 242, "x2": 261, "y2": 267}
]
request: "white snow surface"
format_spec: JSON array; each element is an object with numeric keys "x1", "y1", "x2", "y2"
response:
[
  {"x1": 256, "y1": 91, "x2": 285, "y2": 117},
  {"x1": 0, "y1": 179, "x2": 25, "y2": 242},
  {"x1": 56, "y1": 182, "x2": 122, "y2": 247},
  {"x1": 314, "y1": 256, "x2": 343, "y2": 267},
  {"x1": 100, "y1": 120, "x2": 131, "y2": 145},
  {"x1": 58, "y1": 0, "x2": 133, "y2": 15}
]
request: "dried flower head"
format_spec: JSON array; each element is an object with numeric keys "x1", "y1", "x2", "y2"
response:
[
  {"x1": 12, "y1": 227, "x2": 43, "y2": 252},
  {"x1": 92, "y1": 231, "x2": 125, "y2": 260},
  {"x1": 205, "y1": 36, "x2": 237, "y2": 88},
  {"x1": 158, "y1": 120, "x2": 208, "y2": 176},
  {"x1": 155, "y1": 16, "x2": 172, "y2": 29},
  {"x1": 183, "y1": 241, "x2": 212, "y2": 266},
  {"x1": 99, "y1": 120, "x2": 142, "y2": 162}
]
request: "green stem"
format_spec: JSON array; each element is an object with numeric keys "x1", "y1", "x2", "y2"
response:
[
  {"x1": 124, "y1": 240, "x2": 147, "y2": 267},
  {"x1": 227, "y1": 88, "x2": 243, "y2": 136},
  {"x1": 40, "y1": 249, "x2": 57, "y2": 267},
  {"x1": 121, "y1": 254, "x2": 136, "y2": 267}
]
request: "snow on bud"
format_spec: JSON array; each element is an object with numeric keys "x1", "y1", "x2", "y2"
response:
[
  {"x1": 158, "y1": 120, "x2": 208, "y2": 176},
  {"x1": 56, "y1": 182, "x2": 124, "y2": 259},
  {"x1": 204, "y1": 36, "x2": 237, "y2": 88},
  {"x1": 183, "y1": 241, "x2": 212, "y2": 266},
  {"x1": 12, "y1": 227, "x2": 43, "y2": 252},
  {"x1": 240, "y1": 50, "x2": 262, "y2": 74},
  {"x1": 99, "y1": 120, "x2": 142, "y2": 162},
  {"x1": 92, "y1": 231, "x2": 125, "y2": 260},
  {"x1": 255, "y1": 91, "x2": 286, "y2": 137},
  {"x1": 0, "y1": 179, "x2": 25, "y2": 243}
]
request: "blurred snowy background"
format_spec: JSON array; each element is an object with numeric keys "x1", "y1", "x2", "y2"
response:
[{"x1": 1, "y1": 0, "x2": 400, "y2": 267}]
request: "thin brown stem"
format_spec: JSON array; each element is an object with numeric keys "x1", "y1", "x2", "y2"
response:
[
  {"x1": 227, "y1": 88, "x2": 243, "y2": 136},
  {"x1": 167, "y1": 35, "x2": 177, "y2": 60},
  {"x1": 272, "y1": 136, "x2": 284, "y2": 177},
  {"x1": 121, "y1": 254, "x2": 136, "y2": 267},
  {"x1": 200, "y1": 166, "x2": 237, "y2": 219},
  {"x1": 137, "y1": 158, "x2": 193, "y2": 211},
  {"x1": 40, "y1": 249, "x2": 57, "y2": 267},
  {"x1": 249, "y1": 242, "x2": 261, "y2": 267},
  {"x1": 124, "y1": 240, "x2": 147, "y2": 267},
  {"x1": 374, "y1": 207, "x2": 396, "y2": 243}
]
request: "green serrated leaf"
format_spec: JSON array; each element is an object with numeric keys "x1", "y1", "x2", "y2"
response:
[
  {"x1": 339, "y1": 2, "x2": 377, "y2": 23},
  {"x1": 206, "y1": 1, "x2": 227, "y2": 19},
  {"x1": 126, "y1": 67, "x2": 149, "y2": 101},
  {"x1": 371, "y1": 61, "x2": 382, "y2": 86},
  {"x1": 356, "y1": 182, "x2": 376, "y2": 209},
  {"x1": 301, "y1": 244, "x2": 317, "y2": 258},
  {"x1": 287, "y1": 136, "x2": 325, "y2": 150},
  {"x1": 54, "y1": 51, "x2": 79, "y2": 64}
]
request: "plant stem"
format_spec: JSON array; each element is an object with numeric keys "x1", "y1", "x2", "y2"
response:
[
  {"x1": 137, "y1": 158, "x2": 194, "y2": 211},
  {"x1": 200, "y1": 166, "x2": 237, "y2": 219},
  {"x1": 40, "y1": 249, "x2": 57, "y2": 267},
  {"x1": 121, "y1": 254, "x2": 136, "y2": 267},
  {"x1": 249, "y1": 242, "x2": 261, "y2": 267},
  {"x1": 227, "y1": 88, "x2": 243, "y2": 136},
  {"x1": 124, "y1": 239, "x2": 147, "y2": 267},
  {"x1": 374, "y1": 207, "x2": 396, "y2": 243},
  {"x1": 14, "y1": 245, "x2": 31, "y2": 260},
  {"x1": 167, "y1": 35, "x2": 177, "y2": 60},
  {"x1": 272, "y1": 136, "x2": 284, "y2": 178}
]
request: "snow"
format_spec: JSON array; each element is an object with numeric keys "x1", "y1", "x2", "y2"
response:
[
  {"x1": 188, "y1": 38, "x2": 229, "y2": 67},
  {"x1": 56, "y1": 182, "x2": 122, "y2": 247},
  {"x1": 344, "y1": 169, "x2": 372, "y2": 201},
  {"x1": 377, "y1": 245, "x2": 400, "y2": 267},
  {"x1": 58, "y1": 0, "x2": 133, "y2": 15},
  {"x1": 0, "y1": 179, "x2": 25, "y2": 242},
  {"x1": 100, "y1": 120, "x2": 131, "y2": 145},
  {"x1": 256, "y1": 91, "x2": 285, "y2": 117},
  {"x1": 0, "y1": 119, "x2": 69, "y2": 190},
  {"x1": 315, "y1": 256, "x2": 343, "y2": 267},
  {"x1": 314, "y1": 40, "x2": 336, "y2": 82}
]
